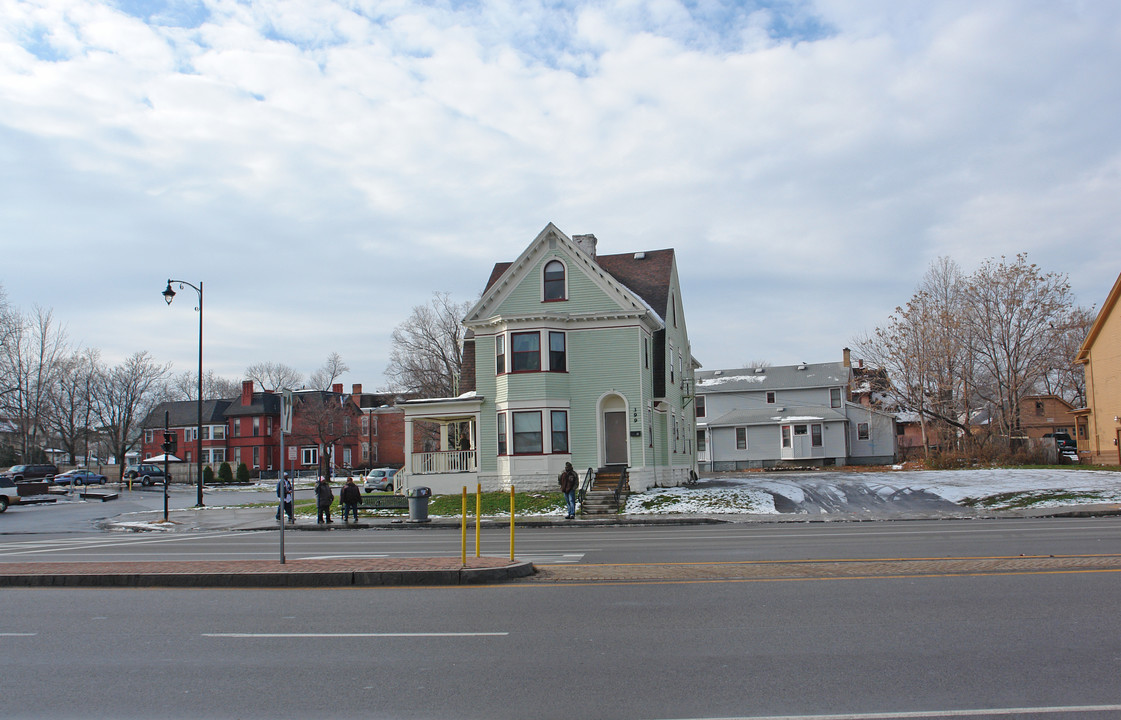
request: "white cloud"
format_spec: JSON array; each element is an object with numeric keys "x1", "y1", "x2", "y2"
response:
[{"x1": 1, "y1": 0, "x2": 1119, "y2": 384}]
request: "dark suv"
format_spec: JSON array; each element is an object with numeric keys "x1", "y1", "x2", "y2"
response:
[
  {"x1": 0, "y1": 464, "x2": 59, "y2": 483},
  {"x1": 124, "y1": 464, "x2": 170, "y2": 486}
]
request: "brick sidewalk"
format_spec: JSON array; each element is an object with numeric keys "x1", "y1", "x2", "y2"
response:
[
  {"x1": 528, "y1": 553, "x2": 1121, "y2": 584},
  {"x1": 0, "y1": 556, "x2": 534, "y2": 588}
]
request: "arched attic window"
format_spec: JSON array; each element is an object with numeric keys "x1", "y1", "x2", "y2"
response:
[{"x1": 543, "y1": 260, "x2": 567, "y2": 301}]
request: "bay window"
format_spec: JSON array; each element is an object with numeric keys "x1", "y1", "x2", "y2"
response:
[
  {"x1": 511, "y1": 332, "x2": 540, "y2": 372},
  {"x1": 512, "y1": 411, "x2": 542, "y2": 454},
  {"x1": 549, "y1": 332, "x2": 566, "y2": 372},
  {"x1": 550, "y1": 411, "x2": 569, "y2": 453}
]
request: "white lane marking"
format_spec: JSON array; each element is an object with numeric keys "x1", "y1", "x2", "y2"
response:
[
  {"x1": 0, "y1": 633, "x2": 37, "y2": 637},
  {"x1": 665, "y1": 705, "x2": 1121, "y2": 720},
  {"x1": 515, "y1": 552, "x2": 584, "y2": 564},
  {"x1": 204, "y1": 632, "x2": 507, "y2": 638},
  {"x1": 302, "y1": 554, "x2": 391, "y2": 560}
]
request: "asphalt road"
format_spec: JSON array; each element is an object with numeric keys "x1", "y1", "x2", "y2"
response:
[
  {"x1": 4, "y1": 562, "x2": 1120, "y2": 719},
  {"x1": 3, "y1": 495, "x2": 1121, "y2": 719},
  {"x1": 0, "y1": 484, "x2": 292, "y2": 535},
  {"x1": 3, "y1": 517, "x2": 1121, "y2": 566}
]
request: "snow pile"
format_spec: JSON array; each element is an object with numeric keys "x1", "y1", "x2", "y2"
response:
[
  {"x1": 904, "y1": 468, "x2": 1121, "y2": 508},
  {"x1": 624, "y1": 468, "x2": 1121, "y2": 515},
  {"x1": 624, "y1": 485, "x2": 776, "y2": 514}
]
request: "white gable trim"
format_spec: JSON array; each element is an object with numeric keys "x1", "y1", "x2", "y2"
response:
[{"x1": 464, "y1": 223, "x2": 663, "y2": 332}]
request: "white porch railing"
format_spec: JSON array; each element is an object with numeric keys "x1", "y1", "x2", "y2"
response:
[{"x1": 411, "y1": 450, "x2": 477, "y2": 475}]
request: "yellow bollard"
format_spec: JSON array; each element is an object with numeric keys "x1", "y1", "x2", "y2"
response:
[
  {"x1": 461, "y1": 486, "x2": 467, "y2": 566},
  {"x1": 509, "y1": 485, "x2": 516, "y2": 562},
  {"x1": 475, "y1": 483, "x2": 481, "y2": 558}
]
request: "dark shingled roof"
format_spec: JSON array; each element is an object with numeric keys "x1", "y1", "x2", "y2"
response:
[
  {"x1": 224, "y1": 392, "x2": 282, "y2": 417},
  {"x1": 484, "y1": 248, "x2": 675, "y2": 320},
  {"x1": 141, "y1": 400, "x2": 232, "y2": 429}
]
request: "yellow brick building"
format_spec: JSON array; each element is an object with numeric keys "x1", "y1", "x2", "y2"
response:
[{"x1": 1076, "y1": 271, "x2": 1121, "y2": 465}]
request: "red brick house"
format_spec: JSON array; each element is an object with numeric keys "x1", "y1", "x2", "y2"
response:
[{"x1": 140, "y1": 381, "x2": 394, "y2": 479}]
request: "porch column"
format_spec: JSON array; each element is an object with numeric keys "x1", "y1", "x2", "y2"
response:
[
  {"x1": 439, "y1": 421, "x2": 449, "y2": 452},
  {"x1": 404, "y1": 418, "x2": 414, "y2": 474}
]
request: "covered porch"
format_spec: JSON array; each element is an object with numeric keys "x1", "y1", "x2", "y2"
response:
[{"x1": 399, "y1": 394, "x2": 483, "y2": 495}]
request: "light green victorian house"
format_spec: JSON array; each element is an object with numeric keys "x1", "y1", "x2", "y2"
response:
[{"x1": 398, "y1": 223, "x2": 699, "y2": 496}]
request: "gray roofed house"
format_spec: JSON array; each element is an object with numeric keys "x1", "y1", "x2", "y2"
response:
[{"x1": 695, "y1": 358, "x2": 896, "y2": 470}]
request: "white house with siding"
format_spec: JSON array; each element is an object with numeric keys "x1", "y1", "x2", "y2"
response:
[
  {"x1": 695, "y1": 360, "x2": 896, "y2": 470},
  {"x1": 397, "y1": 223, "x2": 698, "y2": 494}
]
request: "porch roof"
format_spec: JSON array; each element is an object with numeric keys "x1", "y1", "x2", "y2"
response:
[{"x1": 400, "y1": 393, "x2": 484, "y2": 421}]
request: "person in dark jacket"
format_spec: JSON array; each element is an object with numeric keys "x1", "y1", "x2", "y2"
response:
[
  {"x1": 558, "y1": 461, "x2": 578, "y2": 519},
  {"x1": 341, "y1": 476, "x2": 362, "y2": 523},
  {"x1": 315, "y1": 476, "x2": 334, "y2": 524},
  {"x1": 275, "y1": 473, "x2": 294, "y2": 523}
]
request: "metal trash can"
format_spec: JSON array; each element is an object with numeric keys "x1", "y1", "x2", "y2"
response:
[{"x1": 407, "y1": 486, "x2": 431, "y2": 523}]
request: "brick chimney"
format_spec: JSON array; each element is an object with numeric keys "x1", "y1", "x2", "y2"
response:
[
  {"x1": 573, "y1": 233, "x2": 598, "y2": 258},
  {"x1": 332, "y1": 383, "x2": 343, "y2": 394},
  {"x1": 241, "y1": 380, "x2": 254, "y2": 406},
  {"x1": 352, "y1": 384, "x2": 362, "y2": 395},
  {"x1": 843, "y1": 348, "x2": 851, "y2": 368}
]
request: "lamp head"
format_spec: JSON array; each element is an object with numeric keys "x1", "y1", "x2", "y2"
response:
[{"x1": 162, "y1": 281, "x2": 176, "y2": 305}]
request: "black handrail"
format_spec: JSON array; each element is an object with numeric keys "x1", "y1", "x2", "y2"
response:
[
  {"x1": 612, "y1": 466, "x2": 628, "y2": 506},
  {"x1": 578, "y1": 467, "x2": 594, "y2": 505}
]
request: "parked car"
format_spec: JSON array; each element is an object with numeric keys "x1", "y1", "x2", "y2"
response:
[
  {"x1": 363, "y1": 468, "x2": 398, "y2": 493},
  {"x1": 54, "y1": 469, "x2": 108, "y2": 486},
  {"x1": 0, "y1": 476, "x2": 19, "y2": 512},
  {"x1": 123, "y1": 464, "x2": 170, "y2": 486},
  {"x1": 0, "y1": 464, "x2": 58, "y2": 483}
]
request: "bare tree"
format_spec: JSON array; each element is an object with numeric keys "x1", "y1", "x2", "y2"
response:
[
  {"x1": 43, "y1": 349, "x2": 99, "y2": 466},
  {"x1": 0, "y1": 284, "x2": 13, "y2": 402},
  {"x1": 853, "y1": 258, "x2": 971, "y2": 457},
  {"x1": 963, "y1": 254, "x2": 1074, "y2": 441},
  {"x1": 0, "y1": 307, "x2": 68, "y2": 461},
  {"x1": 384, "y1": 292, "x2": 471, "y2": 398},
  {"x1": 92, "y1": 351, "x2": 172, "y2": 478},
  {"x1": 244, "y1": 361, "x2": 303, "y2": 392},
  {"x1": 290, "y1": 391, "x2": 361, "y2": 477},
  {"x1": 1039, "y1": 305, "x2": 1095, "y2": 407},
  {"x1": 308, "y1": 352, "x2": 350, "y2": 391},
  {"x1": 169, "y1": 370, "x2": 242, "y2": 401}
]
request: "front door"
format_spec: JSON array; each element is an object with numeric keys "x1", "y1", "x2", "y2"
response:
[{"x1": 604, "y1": 411, "x2": 627, "y2": 465}]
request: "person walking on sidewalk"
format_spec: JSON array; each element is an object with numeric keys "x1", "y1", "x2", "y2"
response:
[
  {"x1": 341, "y1": 475, "x2": 361, "y2": 523},
  {"x1": 315, "y1": 476, "x2": 334, "y2": 524},
  {"x1": 558, "y1": 461, "x2": 578, "y2": 519},
  {"x1": 276, "y1": 473, "x2": 294, "y2": 524}
]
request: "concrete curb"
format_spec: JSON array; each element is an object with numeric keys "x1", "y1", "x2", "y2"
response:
[{"x1": 0, "y1": 559, "x2": 536, "y2": 588}]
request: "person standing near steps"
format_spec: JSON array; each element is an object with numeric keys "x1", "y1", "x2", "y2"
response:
[{"x1": 558, "y1": 461, "x2": 578, "y2": 520}]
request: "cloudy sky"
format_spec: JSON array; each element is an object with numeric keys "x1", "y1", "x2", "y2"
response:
[{"x1": 3, "y1": 0, "x2": 1120, "y2": 389}]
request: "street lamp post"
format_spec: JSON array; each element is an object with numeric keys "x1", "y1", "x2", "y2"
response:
[{"x1": 163, "y1": 279, "x2": 205, "y2": 507}]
